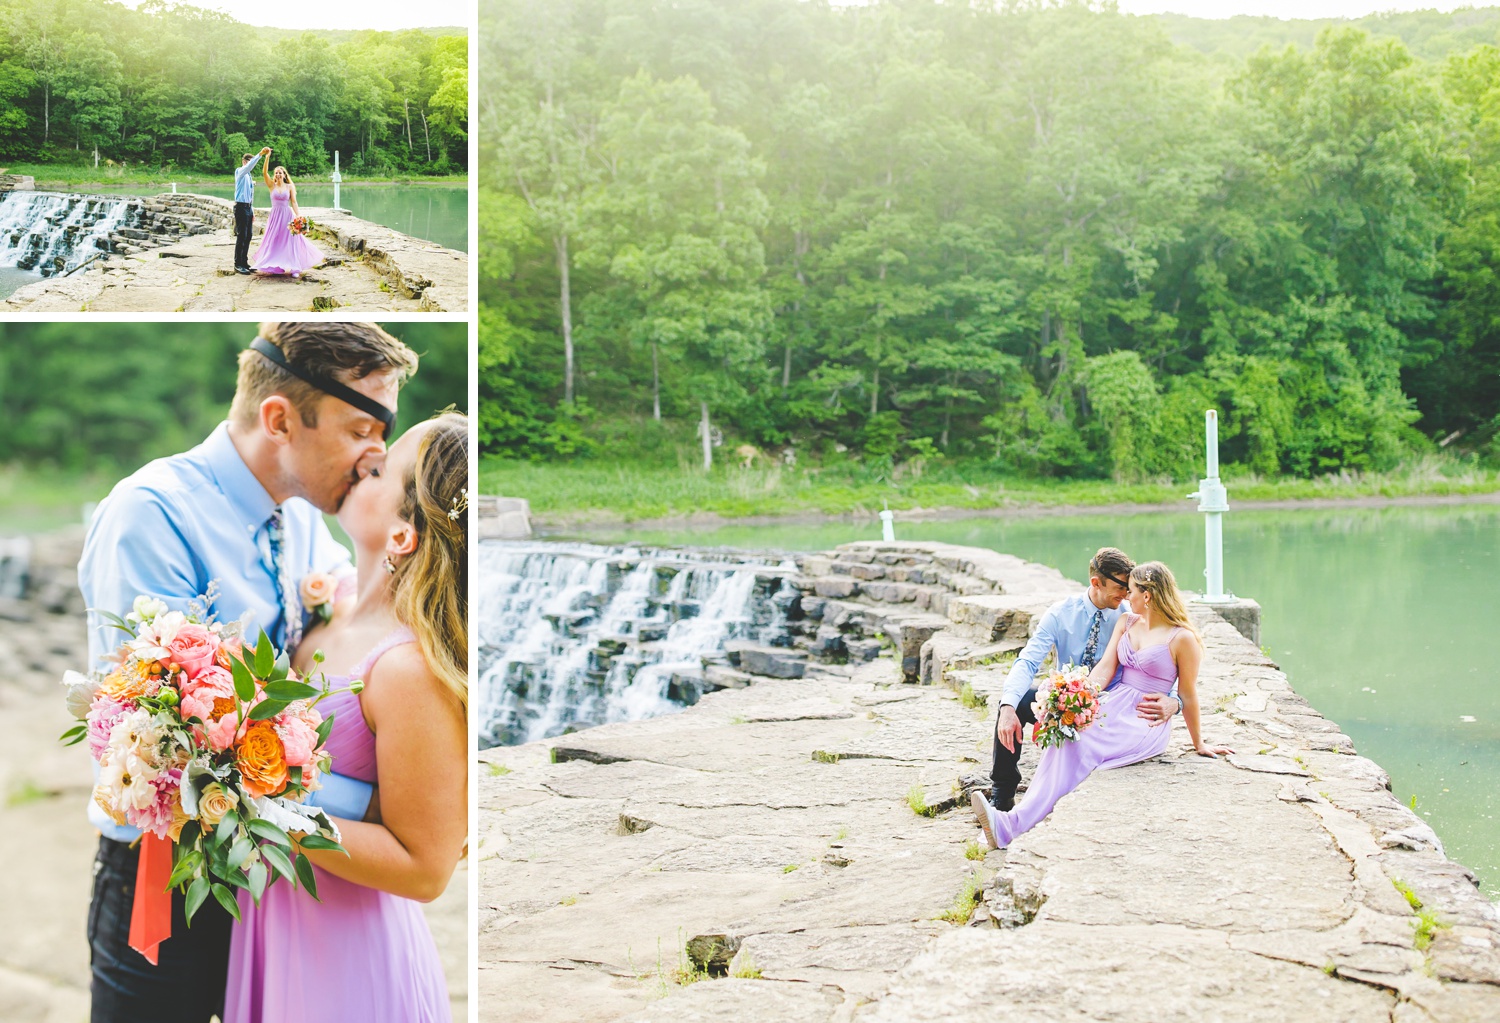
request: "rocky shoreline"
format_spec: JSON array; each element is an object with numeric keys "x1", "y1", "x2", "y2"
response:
[
  {"x1": 0, "y1": 528, "x2": 467, "y2": 1023},
  {"x1": 479, "y1": 541, "x2": 1500, "y2": 1022}
]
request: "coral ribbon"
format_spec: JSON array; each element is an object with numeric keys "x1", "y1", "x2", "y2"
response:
[{"x1": 128, "y1": 834, "x2": 172, "y2": 965}]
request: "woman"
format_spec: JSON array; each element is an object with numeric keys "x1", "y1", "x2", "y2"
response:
[
  {"x1": 224, "y1": 412, "x2": 468, "y2": 1022},
  {"x1": 972, "y1": 561, "x2": 1232, "y2": 849},
  {"x1": 249, "y1": 165, "x2": 325, "y2": 277}
]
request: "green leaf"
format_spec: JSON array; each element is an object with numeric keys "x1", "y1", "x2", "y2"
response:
[
  {"x1": 177, "y1": 819, "x2": 200, "y2": 849},
  {"x1": 264, "y1": 680, "x2": 319, "y2": 702},
  {"x1": 254, "y1": 629, "x2": 275, "y2": 678},
  {"x1": 314, "y1": 714, "x2": 334, "y2": 748},
  {"x1": 184, "y1": 877, "x2": 211, "y2": 924},
  {"x1": 246, "y1": 860, "x2": 269, "y2": 903},
  {"x1": 246, "y1": 819, "x2": 291, "y2": 848},
  {"x1": 296, "y1": 833, "x2": 346, "y2": 855},
  {"x1": 59, "y1": 723, "x2": 86, "y2": 741},
  {"x1": 227, "y1": 834, "x2": 255, "y2": 871},
  {"x1": 248, "y1": 699, "x2": 289, "y2": 721},
  {"x1": 294, "y1": 852, "x2": 320, "y2": 901},
  {"x1": 261, "y1": 843, "x2": 296, "y2": 883},
  {"x1": 230, "y1": 656, "x2": 256, "y2": 703},
  {"x1": 274, "y1": 650, "x2": 291, "y2": 678},
  {"x1": 167, "y1": 849, "x2": 201, "y2": 890},
  {"x1": 214, "y1": 811, "x2": 240, "y2": 847},
  {"x1": 88, "y1": 607, "x2": 133, "y2": 631},
  {"x1": 211, "y1": 882, "x2": 242, "y2": 922}
]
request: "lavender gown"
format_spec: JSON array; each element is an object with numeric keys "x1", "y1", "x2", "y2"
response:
[
  {"x1": 250, "y1": 186, "x2": 324, "y2": 275},
  {"x1": 988, "y1": 627, "x2": 1183, "y2": 846},
  {"x1": 224, "y1": 628, "x2": 451, "y2": 1023}
]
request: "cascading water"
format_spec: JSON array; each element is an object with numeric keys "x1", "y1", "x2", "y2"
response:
[
  {"x1": 477, "y1": 541, "x2": 798, "y2": 747},
  {"x1": 0, "y1": 191, "x2": 139, "y2": 276}
]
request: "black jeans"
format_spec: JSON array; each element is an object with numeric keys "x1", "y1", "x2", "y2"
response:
[
  {"x1": 233, "y1": 201, "x2": 254, "y2": 268},
  {"x1": 988, "y1": 688, "x2": 1038, "y2": 811},
  {"x1": 89, "y1": 836, "x2": 232, "y2": 1023}
]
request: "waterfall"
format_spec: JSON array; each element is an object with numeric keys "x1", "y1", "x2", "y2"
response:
[
  {"x1": 0, "y1": 192, "x2": 139, "y2": 276},
  {"x1": 477, "y1": 541, "x2": 797, "y2": 747}
]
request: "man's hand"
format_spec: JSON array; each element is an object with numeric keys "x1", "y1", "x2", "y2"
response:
[
  {"x1": 362, "y1": 786, "x2": 382, "y2": 825},
  {"x1": 996, "y1": 704, "x2": 1024, "y2": 752},
  {"x1": 1137, "y1": 692, "x2": 1178, "y2": 726}
]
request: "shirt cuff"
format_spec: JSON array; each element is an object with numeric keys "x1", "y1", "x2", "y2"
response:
[{"x1": 305, "y1": 771, "x2": 372, "y2": 820}]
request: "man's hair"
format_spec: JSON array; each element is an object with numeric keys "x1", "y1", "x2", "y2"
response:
[
  {"x1": 229, "y1": 322, "x2": 419, "y2": 428},
  {"x1": 242, "y1": 153, "x2": 255, "y2": 163},
  {"x1": 1089, "y1": 547, "x2": 1134, "y2": 585}
]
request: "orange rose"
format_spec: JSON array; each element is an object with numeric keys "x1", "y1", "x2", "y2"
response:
[
  {"x1": 236, "y1": 720, "x2": 289, "y2": 798},
  {"x1": 216, "y1": 637, "x2": 246, "y2": 672},
  {"x1": 100, "y1": 660, "x2": 157, "y2": 702},
  {"x1": 1062, "y1": 712, "x2": 1075, "y2": 726}
]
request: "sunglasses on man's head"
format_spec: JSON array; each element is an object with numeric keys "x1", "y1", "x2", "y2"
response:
[{"x1": 1101, "y1": 573, "x2": 1128, "y2": 589}]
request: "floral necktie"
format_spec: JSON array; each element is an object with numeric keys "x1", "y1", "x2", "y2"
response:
[
  {"x1": 266, "y1": 507, "x2": 301, "y2": 653},
  {"x1": 1080, "y1": 608, "x2": 1104, "y2": 669}
]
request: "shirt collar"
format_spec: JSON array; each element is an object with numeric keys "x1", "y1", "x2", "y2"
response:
[{"x1": 201, "y1": 422, "x2": 278, "y2": 532}]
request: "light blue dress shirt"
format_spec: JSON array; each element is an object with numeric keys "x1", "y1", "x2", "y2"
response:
[
  {"x1": 79, "y1": 421, "x2": 369, "y2": 840},
  {"x1": 234, "y1": 152, "x2": 264, "y2": 204},
  {"x1": 1000, "y1": 592, "x2": 1125, "y2": 709}
]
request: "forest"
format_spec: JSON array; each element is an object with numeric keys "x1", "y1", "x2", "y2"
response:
[
  {"x1": 481, "y1": 0, "x2": 1500, "y2": 487},
  {"x1": 0, "y1": 0, "x2": 469, "y2": 177},
  {"x1": 0, "y1": 323, "x2": 468, "y2": 474}
]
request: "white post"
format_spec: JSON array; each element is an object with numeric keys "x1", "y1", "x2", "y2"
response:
[
  {"x1": 332, "y1": 151, "x2": 344, "y2": 211},
  {"x1": 171, "y1": 182, "x2": 177, "y2": 194},
  {"x1": 1186, "y1": 410, "x2": 1231, "y2": 602},
  {"x1": 879, "y1": 504, "x2": 895, "y2": 542}
]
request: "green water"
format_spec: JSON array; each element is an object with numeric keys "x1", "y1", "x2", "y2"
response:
[
  {"x1": 81, "y1": 183, "x2": 469, "y2": 252},
  {"x1": 567, "y1": 504, "x2": 1500, "y2": 898}
]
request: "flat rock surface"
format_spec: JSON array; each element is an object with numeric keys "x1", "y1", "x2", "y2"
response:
[
  {"x1": 2, "y1": 207, "x2": 466, "y2": 313},
  {"x1": 482, "y1": 541, "x2": 1500, "y2": 1023}
]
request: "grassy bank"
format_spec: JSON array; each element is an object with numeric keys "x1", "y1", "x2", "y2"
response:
[
  {"x1": 482, "y1": 454, "x2": 1500, "y2": 524},
  {"x1": 0, "y1": 466, "x2": 112, "y2": 535},
  {"x1": 4, "y1": 163, "x2": 466, "y2": 189}
]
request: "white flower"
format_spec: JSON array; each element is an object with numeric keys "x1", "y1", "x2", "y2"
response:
[
  {"x1": 126, "y1": 596, "x2": 169, "y2": 625},
  {"x1": 99, "y1": 747, "x2": 159, "y2": 811},
  {"x1": 61, "y1": 669, "x2": 102, "y2": 720}
]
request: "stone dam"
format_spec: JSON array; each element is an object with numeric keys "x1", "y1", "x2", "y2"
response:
[
  {"x1": 0, "y1": 182, "x2": 467, "y2": 312},
  {"x1": 478, "y1": 539, "x2": 1500, "y2": 1023}
]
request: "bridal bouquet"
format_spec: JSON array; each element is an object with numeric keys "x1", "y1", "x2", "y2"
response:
[
  {"x1": 289, "y1": 216, "x2": 310, "y2": 235},
  {"x1": 61, "y1": 595, "x2": 349, "y2": 955},
  {"x1": 1030, "y1": 665, "x2": 1102, "y2": 750}
]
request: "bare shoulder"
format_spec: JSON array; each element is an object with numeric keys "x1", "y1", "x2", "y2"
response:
[
  {"x1": 1170, "y1": 627, "x2": 1203, "y2": 657},
  {"x1": 362, "y1": 641, "x2": 463, "y2": 726}
]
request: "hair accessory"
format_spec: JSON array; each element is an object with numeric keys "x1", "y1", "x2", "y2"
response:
[
  {"x1": 249, "y1": 337, "x2": 396, "y2": 439},
  {"x1": 448, "y1": 490, "x2": 469, "y2": 521}
]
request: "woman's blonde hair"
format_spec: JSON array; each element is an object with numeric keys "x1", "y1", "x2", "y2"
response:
[
  {"x1": 391, "y1": 411, "x2": 467, "y2": 709},
  {"x1": 273, "y1": 165, "x2": 293, "y2": 185},
  {"x1": 1130, "y1": 561, "x2": 1199, "y2": 640}
]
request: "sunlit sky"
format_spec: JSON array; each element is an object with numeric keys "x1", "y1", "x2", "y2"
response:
[
  {"x1": 114, "y1": 0, "x2": 468, "y2": 31},
  {"x1": 1115, "y1": 0, "x2": 1473, "y2": 17}
]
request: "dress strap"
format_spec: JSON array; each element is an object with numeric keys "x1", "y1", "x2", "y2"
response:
[{"x1": 345, "y1": 626, "x2": 418, "y2": 685}]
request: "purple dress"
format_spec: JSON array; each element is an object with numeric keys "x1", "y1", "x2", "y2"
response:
[
  {"x1": 250, "y1": 186, "x2": 324, "y2": 275},
  {"x1": 224, "y1": 628, "x2": 451, "y2": 1023},
  {"x1": 988, "y1": 627, "x2": 1182, "y2": 846}
]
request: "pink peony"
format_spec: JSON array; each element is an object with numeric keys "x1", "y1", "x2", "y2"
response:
[
  {"x1": 179, "y1": 665, "x2": 236, "y2": 723},
  {"x1": 86, "y1": 696, "x2": 132, "y2": 761},
  {"x1": 166, "y1": 623, "x2": 220, "y2": 679},
  {"x1": 204, "y1": 712, "x2": 245, "y2": 753},
  {"x1": 274, "y1": 713, "x2": 319, "y2": 767},
  {"x1": 127, "y1": 767, "x2": 183, "y2": 840}
]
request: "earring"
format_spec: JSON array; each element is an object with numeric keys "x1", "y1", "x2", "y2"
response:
[{"x1": 384, "y1": 556, "x2": 397, "y2": 574}]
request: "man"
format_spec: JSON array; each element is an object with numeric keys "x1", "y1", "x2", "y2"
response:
[
  {"x1": 79, "y1": 323, "x2": 420, "y2": 1023},
  {"x1": 233, "y1": 147, "x2": 270, "y2": 274},
  {"x1": 988, "y1": 546, "x2": 1183, "y2": 811}
]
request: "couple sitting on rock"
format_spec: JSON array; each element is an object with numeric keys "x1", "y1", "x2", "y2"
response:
[{"x1": 972, "y1": 546, "x2": 1233, "y2": 849}]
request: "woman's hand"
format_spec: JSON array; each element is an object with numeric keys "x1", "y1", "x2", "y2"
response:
[{"x1": 1193, "y1": 742, "x2": 1234, "y2": 758}]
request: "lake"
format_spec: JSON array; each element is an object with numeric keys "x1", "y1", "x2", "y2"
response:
[
  {"x1": 81, "y1": 183, "x2": 469, "y2": 252},
  {"x1": 558, "y1": 502, "x2": 1500, "y2": 899}
]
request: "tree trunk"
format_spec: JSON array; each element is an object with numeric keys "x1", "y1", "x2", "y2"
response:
[
  {"x1": 556, "y1": 232, "x2": 575, "y2": 403},
  {"x1": 782, "y1": 339, "x2": 792, "y2": 392},
  {"x1": 403, "y1": 99, "x2": 413, "y2": 153},
  {"x1": 700, "y1": 401, "x2": 713, "y2": 472},
  {"x1": 652, "y1": 343, "x2": 661, "y2": 421},
  {"x1": 43, "y1": 84, "x2": 49, "y2": 145},
  {"x1": 870, "y1": 365, "x2": 880, "y2": 417},
  {"x1": 942, "y1": 376, "x2": 954, "y2": 449},
  {"x1": 421, "y1": 110, "x2": 431, "y2": 162}
]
